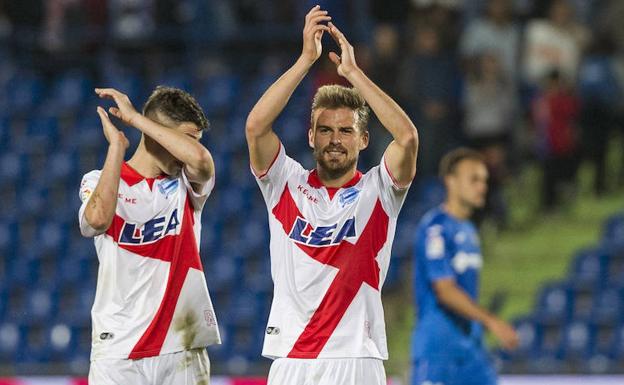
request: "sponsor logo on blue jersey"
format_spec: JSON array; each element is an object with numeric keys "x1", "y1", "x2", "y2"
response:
[
  {"x1": 119, "y1": 209, "x2": 180, "y2": 245},
  {"x1": 289, "y1": 217, "x2": 356, "y2": 246},
  {"x1": 158, "y1": 178, "x2": 179, "y2": 199},
  {"x1": 338, "y1": 187, "x2": 360, "y2": 208}
]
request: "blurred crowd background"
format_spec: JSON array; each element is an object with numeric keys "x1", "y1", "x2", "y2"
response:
[{"x1": 0, "y1": 0, "x2": 624, "y2": 380}]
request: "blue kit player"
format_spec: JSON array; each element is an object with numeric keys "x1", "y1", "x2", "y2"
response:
[{"x1": 411, "y1": 148, "x2": 519, "y2": 385}]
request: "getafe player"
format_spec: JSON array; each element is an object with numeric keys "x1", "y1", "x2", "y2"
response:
[
  {"x1": 246, "y1": 6, "x2": 418, "y2": 385},
  {"x1": 411, "y1": 148, "x2": 519, "y2": 385},
  {"x1": 78, "y1": 87, "x2": 220, "y2": 384}
]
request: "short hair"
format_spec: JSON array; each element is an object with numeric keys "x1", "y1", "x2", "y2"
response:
[
  {"x1": 142, "y1": 86, "x2": 209, "y2": 131},
  {"x1": 439, "y1": 147, "x2": 485, "y2": 179},
  {"x1": 310, "y1": 85, "x2": 371, "y2": 132}
]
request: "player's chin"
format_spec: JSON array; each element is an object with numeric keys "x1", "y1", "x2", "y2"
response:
[{"x1": 473, "y1": 197, "x2": 487, "y2": 208}]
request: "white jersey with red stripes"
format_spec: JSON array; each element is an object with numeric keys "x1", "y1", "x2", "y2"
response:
[
  {"x1": 254, "y1": 144, "x2": 410, "y2": 359},
  {"x1": 78, "y1": 162, "x2": 221, "y2": 360}
]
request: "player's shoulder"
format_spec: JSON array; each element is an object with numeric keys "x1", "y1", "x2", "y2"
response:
[
  {"x1": 419, "y1": 207, "x2": 450, "y2": 229},
  {"x1": 81, "y1": 169, "x2": 102, "y2": 182}
]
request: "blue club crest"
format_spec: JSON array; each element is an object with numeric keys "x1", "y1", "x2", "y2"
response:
[{"x1": 338, "y1": 187, "x2": 360, "y2": 208}]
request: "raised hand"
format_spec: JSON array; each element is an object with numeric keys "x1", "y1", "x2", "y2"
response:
[
  {"x1": 95, "y1": 88, "x2": 141, "y2": 127},
  {"x1": 97, "y1": 106, "x2": 129, "y2": 150},
  {"x1": 327, "y1": 22, "x2": 359, "y2": 78},
  {"x1": 301, "y1": 5, "x2": 331, "y2": 65}
]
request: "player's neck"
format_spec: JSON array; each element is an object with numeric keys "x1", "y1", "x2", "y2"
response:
[
  {"x1": 443, "y1": 200, "x2": 472, "y2": 221},
  {"x1": 316, "y1": 166, "x2": 357, "y2": 188},
  {"x1": 127, "y1": 146, "x2": 163, "y2": 179}
]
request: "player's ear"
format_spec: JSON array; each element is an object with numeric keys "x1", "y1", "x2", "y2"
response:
[
  {"x1": 359, "y1": 128, "x2": 369, "y2": 150},
  {"x1": 308, "y1": 127, "x2": 314, "y2": 149}
]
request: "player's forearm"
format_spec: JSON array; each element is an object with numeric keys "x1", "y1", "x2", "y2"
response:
[
  {"x1": 245, "y1": 57, "x2": 311, "y2": 139},
  {"x1": 132, "y1": 114, "x2": 213, "y2": 178},
  {"x1": 345, "y1": 69, "x2": 419, "y2": 150},
  {"x1": 435, "y1": 283, "x2": 495, "y2": 327},
  {"x1": 84, "y1": 143, "x2": 125, "y2": 231}
]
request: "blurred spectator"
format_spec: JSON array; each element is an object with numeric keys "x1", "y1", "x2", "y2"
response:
[
  {"x1": 0, "y1": 1, "x2": 11, "y2": 41},
  {"x1": 398, "y1": 23, "x2": 460, "y2": 176},
  {"x1": 109, "y1": 0, "x2": 155, "y2": 44},
  {"x1": 412, "y1": 1, "x2": 463, "y2": 51},
  {"x1": 460, "y1": 0, "x2": 521, "y2": 82},
  {"x1": 523, "y1": 0, "x2": 590, "y2": 88},
  {"x1": 371, "y1": 0, "x2": 410, "y2": 23},
  {"x1": 531, "y1": 69, "x2": 580, "y2": 210},
  {"x1": 598, "y1": 0, "x2": 624, "y2": 53},
  {"x1": 370, "y1": 24, "x2": 400, "y2": 96},
  {"x1": 578, "y1": 34, "x2": 622, "y2": 196},
  {"x1": 463, "y1": 52, "x2": 517, "y2": 226}
]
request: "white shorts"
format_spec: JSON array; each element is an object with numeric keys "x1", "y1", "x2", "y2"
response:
[
  {"x1": 89, "y1": 348, "x2": 210, "y2": 385},
  {"x1": 268, "y1": 357, "x2": 386, "y2": 385}
]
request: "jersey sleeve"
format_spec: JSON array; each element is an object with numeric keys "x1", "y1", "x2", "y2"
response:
[
  {"x1": 181, "y1": 168, "x2": 215, "y2": 212},
  {"x1": 421, "y1": 223, "x2": 455, "y2": 282},
  {"x1": 374, "y1": 154, "x2": 412, "y2": 218},
  {"x1": 252, "y1": 142, "x2": 304, "y2": 206},
  {"x1": 78, "y1": 169, "x2": 102, "y2": 238}
]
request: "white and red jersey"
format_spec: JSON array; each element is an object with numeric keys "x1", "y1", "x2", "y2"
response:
[
  {"x1": 78, "y1": 162, "x2": 221, "y2": 361},
  {"x1": 253, "y1": 144, "x2": 410, "y2": 360}
]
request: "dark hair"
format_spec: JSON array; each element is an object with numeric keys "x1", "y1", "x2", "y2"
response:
[
  {"x1": 310, "y1": 85, "x2": 371, "y2": 132},
  {"x1": 142, "y1": 86, "x2": 209, "y2": 130},
  {"x1": 439, "y1": 147, "x2": 485, "y2": 179}
]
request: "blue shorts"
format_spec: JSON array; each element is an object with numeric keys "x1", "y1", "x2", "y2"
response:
[
  {"x1": 411, "y1": 345, "x2": 497, "y2": 385},
  {"x1": 411, "y1": 316, "x2": 497, "y2": 385}
]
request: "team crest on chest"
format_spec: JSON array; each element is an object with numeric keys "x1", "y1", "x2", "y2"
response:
[
  {"x1": 158, "y1": 178, "x2": 179, "y2": 199},
  {"x1": 338, "y1": 187, "x2": 360, "y2": 208}
]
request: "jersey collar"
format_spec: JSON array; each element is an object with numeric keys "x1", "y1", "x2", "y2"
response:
[
  {"x1": 307, "y1": 169, "x2": 362, "y2": 199},
  {"x1": 121, "y1": 162, "x2": 166, "y2": 190}
]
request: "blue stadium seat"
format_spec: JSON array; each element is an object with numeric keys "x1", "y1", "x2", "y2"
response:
[
  {"x1": 196, "y1": 73, "x2": 240, "y2": 116},
  {"x1": 101, "y1": 67, "x2": 144, "y2": 103},
  {"x1": 21, "y1": 323, "x2": 49, "y2": 363},
  {"x1": 610, "y1": 324, "x2": 624, "y2": 359},
  {"x1": 0, "y1": 322, "x2": 22, "y2": 363},
  {"x1": 0, "y1": 152, "x2": 25, "y2": 184},
  {"x1": 605, "y1": 252, "x2": 624, "y2": 289},
  {"x1": 6, "y1": 72, "x2": 44, "y2": 113},
  {"x1": 560, "y1": 320, "x2": 592, "y2": 360},
  {"x1": 512, "y1": 317, "x2": 539, "y2": 358},
  {"x1": 47, "y1": 322, "x2": 75, "y2": 361},
  {"x1": 534, "y1": 282, "x2": 571, "y2": 323},
  {"x1": 37, "y1": 220, "x2": 69, "y2": 256},
  {"x1": 0, "y1": 220, "x2": 17, "y2": 257},
  {"x1": 591, "y1": 320, "x2": 617, "y2": 356},
  {"x1": 583, "y1": 353, "x2": 614, "y2": 374},
  {"x1": 568, "y1": 286, "x2": 595, "y2": 321},
  {"x1": 49, "y1": 71, "x2": 93, "y2": 113},
  {"x1": 18, "y1": 186, "x2": 47, "y2": 219},
  {"x1": 25, "y1": 287, "x2": 57, "y2": 323},
  {"x1": 569, "y1": 247, "x2": 609, "y2": 290},
  {"x1": 47, "y1": 151, "x2": 78, "y2": 182},
  {"x1": 603, "y1": 213, "x2": 624, "y2": 248},
  {"x1": 591, "y1": 287, "x2": 622, "y2": 324}
]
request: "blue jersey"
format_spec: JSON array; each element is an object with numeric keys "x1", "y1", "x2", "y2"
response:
[{"x1": 412, "y1": 206, "x2": 484, "y2": 352}]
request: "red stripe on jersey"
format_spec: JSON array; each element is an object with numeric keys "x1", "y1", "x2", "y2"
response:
[
  {"x1": 105, "y1": 197, "x2": 203, "y2": 359},
  {"x1": 271, "y1": 185, "x2": 389, "y2": 358},
  {"x1": 129, "y1": 196, "x2": 203, "y2": 359}
]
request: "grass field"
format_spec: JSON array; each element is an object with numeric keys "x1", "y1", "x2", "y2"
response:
[{"x1": 383, "y1": 147, "x2": 624, "y2": 380}]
